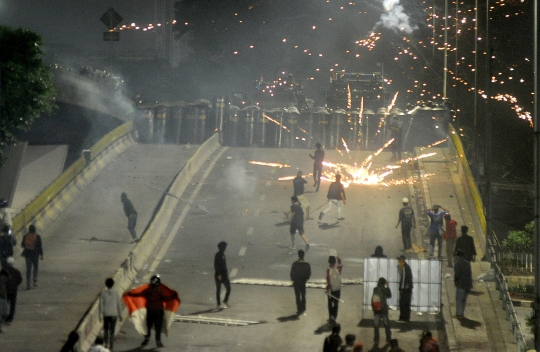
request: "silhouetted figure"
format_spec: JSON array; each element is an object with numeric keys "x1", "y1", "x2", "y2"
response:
[
  {"x1": 121, "y1": 193, "x2": 138, "y2": 242},
  {"x1": 310, "y1": 142, "x2": 325, "y2": 192},
  {"x1": 371, "y1": 246, "x2": 387, "y2": 258}
]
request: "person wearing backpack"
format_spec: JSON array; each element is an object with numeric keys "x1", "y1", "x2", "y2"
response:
[
  {"x1": 319, "y1": 174, "x2": 346, "y2": 221},
  {"x1": 326, "y1": 255, "x2": 343, "y2": 323},
  {"x1": 372, "y1": 277, "x2": 392, "y2": 345},
  {"x1": 21, "y1": 225, "x2": 43, "y2": 290},
  {"x1": 427, "y1": 205, "x2": 448, "y2": 259}
]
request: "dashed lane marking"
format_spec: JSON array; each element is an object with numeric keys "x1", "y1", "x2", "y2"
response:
[
  {"x1": 229, "y1": 268, "x2": 238, "y2": 278},
  {"x1": 238, "y1": 247, "x2": 247, "y2": 256},
  {"x1": 246, "y1": 227, "x2": 254, "y2": 236}
]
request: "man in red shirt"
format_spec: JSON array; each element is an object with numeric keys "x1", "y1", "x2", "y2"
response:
[{"x1": 443, "y1": 214, "x2": 458, "y2": 267}]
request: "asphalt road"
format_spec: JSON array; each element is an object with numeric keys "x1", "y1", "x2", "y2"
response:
[{"x1": 111, "y1": 147, "x2": 445, "y2": 351}]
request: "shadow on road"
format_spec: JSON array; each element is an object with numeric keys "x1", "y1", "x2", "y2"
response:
[
  {"x1": 277, "y1": 314, "x2": 300, "y2": 322},
  {"x1": 318, "y1": 222, "x2": 341, "y2": 230},
  {"x1": 275, "y1": 221, "x2": 290, "y2": 227},
  {"x1": 188, "y1": 307, "x2": 224, "y2": 315},
  {"x1": 314, "y1": 322, "x2": 334, "y2": 334},
  {"x1": 82, "y1": 237, "x2": 125, "y2": 243},
  {"x1": 457, "y1": 316, "x2": 482, "y2": 329}
]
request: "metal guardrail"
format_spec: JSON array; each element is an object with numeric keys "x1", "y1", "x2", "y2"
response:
[{"x1": 487, "y1": 236, "x2": 529, "y2": 351}]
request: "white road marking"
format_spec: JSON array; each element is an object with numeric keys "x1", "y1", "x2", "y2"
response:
[
  {"x1": 238, "y1": 247, "x2": 247, "y2": 256},
  {"x1": 259, "y1": 194, "x2": 266, "y2": 201},
  {"x1": 229, "y1": 268, "x2": 238, "y2": 278},
  {"x1": 246, "y1": 227, "x2": 254, "y2": 236}
]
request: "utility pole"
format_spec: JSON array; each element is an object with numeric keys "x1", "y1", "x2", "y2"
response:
[{"x1": 533, "y1": 0, "x2": 540, "y2": 349}]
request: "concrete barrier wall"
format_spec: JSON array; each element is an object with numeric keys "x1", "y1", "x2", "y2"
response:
[
  {"x1": 447, "y1": 124, "x2": 486, "y2": 233},
  {"x1": 11, "y1": 122, "x2": 135, "y2": 240},
  {"x1": 76, "y1": 133, "x2": 221, "y2": 352}
]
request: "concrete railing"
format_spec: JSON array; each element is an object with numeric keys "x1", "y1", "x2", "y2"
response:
[{"x1": 75, "y1": 133, "x2": 221, "y2": 352}]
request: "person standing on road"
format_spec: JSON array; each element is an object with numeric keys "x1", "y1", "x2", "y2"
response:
[
  {"x1": 99, "y1": 278, "x2": 123, "y2": 350},
  {"x1": 388, "y1": 115, "x2": 403, "y2": 161},
  {"x1": 455, "y1": 225, "x2": 477, "y2": 262},
  {"x1": 427, "y1": 205, "x2": 448, "y2": 259},
  {"x1": 4, "y1": 257, "x2": 22, "y2": 324},
  {"x1": 290, "y1": 249, "x2": 311, "y2": 316},
  {"x1": 293, "y1": 171, "x2": 313, "y2": 220},
  {"x1": 396, "y1": 255, "x2": 413, "y2": 322},
  {"x1": 214, "y1": 241, "x2": 231, "y2": 309},
  {"x1": 395, "y1": 197, "x2": 416, "y2": 252},
  {"x1": 284, "y1": 196, "x2": 310, "y2": 251},
  {"x1": 310, "y1": 142, "x2": 325, "y2": 192},
  {"x1": 123, "y1": 275, "x2": 180, "y2": 348},
  {"x1": 319, "y1": 174, "x2": 346, "y2": 221},
  {"x1": 121, "y1": 193, "x2": 138, "y2": 243},
  {"x1": 326, "y1": 255, "x2": 343, "y2": 323},
  {"x1": 323, "y1": 323, "x2": 343, "y2": 352},
  {"x1": 0, "y1": 226, "x2": 16, "y2": 269},
  {"x1": 443, "y1": 214, "x2": 458, "y2": 267},
  {"x1": 21, "y1": 225, "x2": 43, "y2": 290},
  {"x1": 454, "y1": 250, "x2": 473, "y2": 319},
  {"x1": 372, "y1": 277, "x2": 392, "y2": 345}
]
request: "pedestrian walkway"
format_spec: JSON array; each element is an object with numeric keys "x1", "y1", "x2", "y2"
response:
[{"x1": 417, "y1": 147, "x2": 517, "y2": 351}]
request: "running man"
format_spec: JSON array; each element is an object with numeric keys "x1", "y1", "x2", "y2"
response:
[
  {"x1": 319, "y1": 174, "x2": 346, "y2": 221},
  {"x1": 285, "y1": 196, "x2": 310, "y2": 251}
]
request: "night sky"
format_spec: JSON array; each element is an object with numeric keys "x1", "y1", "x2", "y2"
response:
[{"x1": 2, "y1": 1, "x2": 536, "y2": 185}]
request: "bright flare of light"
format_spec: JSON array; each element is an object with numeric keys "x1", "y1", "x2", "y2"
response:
[{"x1": 249, "y1": 161, "x2": 291, "y2": 168}]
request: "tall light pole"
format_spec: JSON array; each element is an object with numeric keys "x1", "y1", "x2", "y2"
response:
[{"x1": 533, "y1": 0, "x2": 540, "y2": 349}]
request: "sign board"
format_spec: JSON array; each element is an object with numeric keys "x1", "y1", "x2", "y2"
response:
[
  {"x1": 103, "y1": 32, "x2": 120, "y2": 42},
  {"x1": 100, "y1": 8, "x2": 123, "y2": 30}
]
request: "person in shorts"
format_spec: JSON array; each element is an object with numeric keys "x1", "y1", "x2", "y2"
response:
[
  {"x1": 293, "y1": 171, "x2": 312, "y2": 220},
  {"x1": 285, "y1": 196, "x2": 310, "y2": 251}
]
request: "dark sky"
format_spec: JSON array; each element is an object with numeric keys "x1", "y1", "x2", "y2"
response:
[{"x1": 1, "y1": 0, "x2": 154, "y2": 50}]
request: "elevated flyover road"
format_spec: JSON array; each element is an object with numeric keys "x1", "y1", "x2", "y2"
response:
[
  {"x1": 112, "y1": 147, "x2": 447, "y2": 351},
  {"x1": 2, "y1": 144, "x2": 199, "y2": 352}
]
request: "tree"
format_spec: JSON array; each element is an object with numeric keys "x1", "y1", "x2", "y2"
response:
[
  {"x1": 0, "y1": 26, "x2": 56, "y2": 166},
  {"x1": 502, "y1": 221, "x2": 534, "y2": 254}
]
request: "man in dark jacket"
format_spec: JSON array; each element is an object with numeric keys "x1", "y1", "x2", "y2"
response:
[
  {"x1": 372, "y1": 277, "x2": 392, "y2": 344},
  {"x1": 4, "y1": 257, "x2": 22, "y2": 324},
  {"x1": 319, "y1": 174, "x2": 346, "y2": 221},
  {"x1": 397, "y1": 255, "x2": 413, "y2": 322},
  {"x1": 21, "y1": 225, "x2": 43, "y2": 290},
  {"x1": 455, "y1": 225, "x2": 477, "y2": 262},
  {"x1": 323, "y1": 323, "x2": 343, "y2": 352},
  {"x1": 454, "y1": 250, "x2": 473, "y2": 318},
  {"x1": 121, "y1": 193, "x2": 138, "y2": 242},
  {"x1": 292, "y1": 171, "x2": 312, "y2": 220},
  {"x1": 214, "y1": 241, "x2": 231, "y2": 308},
  {"x1": 290, "y1": 249, "x2": 311, "y2": 316}
]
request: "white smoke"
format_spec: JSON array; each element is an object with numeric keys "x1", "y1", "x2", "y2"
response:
[
  {"x1": 223, "y1": 159, "x2": 256, "y2": 199},
  {"x1": 377, "y1": 0, "x2": 417, "y2": 34}
]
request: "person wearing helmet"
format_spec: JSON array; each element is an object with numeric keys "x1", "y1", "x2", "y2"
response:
[
  {"x1": 395, "y1": 197, "x2": 416, "y2": 253},
  {"x1": 0, "y1": 199, "x2": 12, "y2": 233},
  {"x1": 124, "y1": 275, "x2": 180, "y2": 348},
  {"x1": 309, "y1": 142, "x2": 325, "y2": 192}
]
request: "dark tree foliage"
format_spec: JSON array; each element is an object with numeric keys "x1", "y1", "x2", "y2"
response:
[{"x1": 0, "y1": 26, "x2": 56, "y2": 166}]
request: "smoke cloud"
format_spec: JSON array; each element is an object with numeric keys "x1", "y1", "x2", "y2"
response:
[
  {"x1": 377, "y1": 0, "x2": 417, "y2": 34},
  {"x1": 223, "y1": 159, "x2": 256, "y2": 199}
]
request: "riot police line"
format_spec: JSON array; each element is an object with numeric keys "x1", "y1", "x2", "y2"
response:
[{"x1": 134, "y1": 99, "x2": 451, "y2": 151}]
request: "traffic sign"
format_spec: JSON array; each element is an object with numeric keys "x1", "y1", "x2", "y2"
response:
[
  {"x1": 103, "y1": 31, "x2": 120, "y2": 42},
  {"x1": 100, "y1": 8, "x2": 123, "y2": 30}
]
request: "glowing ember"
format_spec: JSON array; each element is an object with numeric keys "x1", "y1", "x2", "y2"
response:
[
  {"x1": 419, "y1": 138, "x2": 449, "y2": 150},
  {"x1": 249, "y1": 161, "x2": 291, "y2": 168}
]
